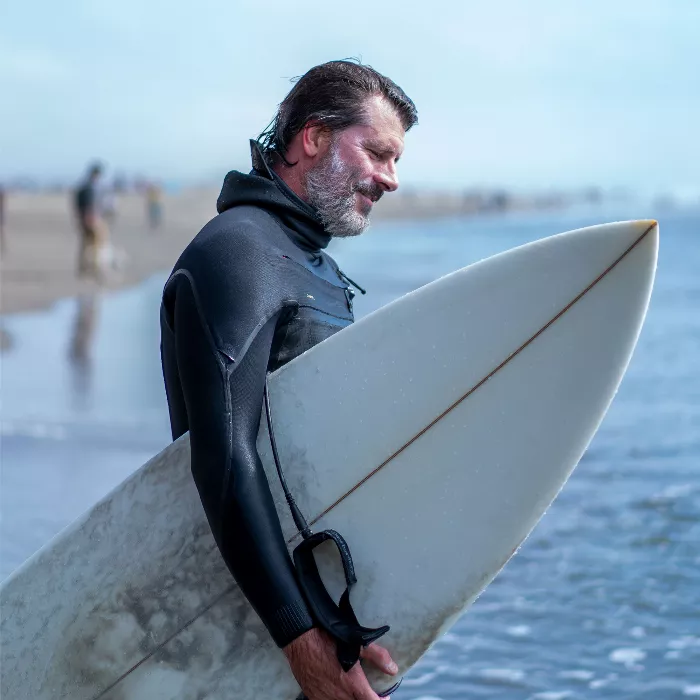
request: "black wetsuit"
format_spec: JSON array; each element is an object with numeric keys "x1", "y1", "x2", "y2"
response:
[{"x1": 159, "y1": 142, "x2": 357, "y2": 648}]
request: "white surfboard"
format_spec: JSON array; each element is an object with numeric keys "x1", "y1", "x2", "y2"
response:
[{"x1": 0, "y1": 220, "x2": 658, "y2": 700}]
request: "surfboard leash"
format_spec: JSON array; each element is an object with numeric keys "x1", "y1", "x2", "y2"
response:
[{"x1": 263, "y1": 380, "x2": 398, "y2": 687}]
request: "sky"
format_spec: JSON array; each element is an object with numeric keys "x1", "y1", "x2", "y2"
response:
[{"x1": 1, "y1": 0, "x2": 699, "y2": 193}]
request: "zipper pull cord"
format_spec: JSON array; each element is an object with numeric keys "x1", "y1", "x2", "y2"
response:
[{"x1": 338, "y1": 270, "x2": 366, "y2": 295}]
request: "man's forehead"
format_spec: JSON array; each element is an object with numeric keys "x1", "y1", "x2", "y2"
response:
[{"x1": 360, "y1": 96, "x2": 405, "y2": 150}]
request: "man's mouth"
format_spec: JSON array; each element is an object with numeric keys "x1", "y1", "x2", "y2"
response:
[{"x1": 355, "y1": 187, "x2": 382, "y2": 205}]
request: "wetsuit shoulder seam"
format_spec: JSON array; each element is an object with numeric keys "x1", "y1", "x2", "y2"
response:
[
  {"x1": 166, "y1": 268, "x2": 224, "y2": 367},
  {"x1": 167, "y1": 267, "x2": 297, "y2": 366}
]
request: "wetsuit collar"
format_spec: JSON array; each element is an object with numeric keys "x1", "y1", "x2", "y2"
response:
[{"x1": 215, "y1": 142, "x2": 331, "y2": 253}]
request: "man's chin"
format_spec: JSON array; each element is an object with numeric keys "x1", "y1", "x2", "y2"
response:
[{"x1": 329, "y1": 213, "x2": 370, "y2": 238}]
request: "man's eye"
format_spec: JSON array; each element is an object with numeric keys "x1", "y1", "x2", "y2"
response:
[{"x1": 368, "y1": 149, "x2": 381, "y2": 159}]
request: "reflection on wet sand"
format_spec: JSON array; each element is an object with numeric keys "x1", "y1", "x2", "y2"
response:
[
  {"x1": 68, "y1": 293, "x2": 100, "y2": 408},
  {"x1": 0, "y1": 326, "x2": 14, "y2": 352}
]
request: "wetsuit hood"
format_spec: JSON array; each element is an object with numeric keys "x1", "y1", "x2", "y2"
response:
[{"x1": 216, "y1": 140, "x2": 330, "y2": 252}]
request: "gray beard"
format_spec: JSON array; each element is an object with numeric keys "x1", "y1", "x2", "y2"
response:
[{"x1": 305, "y1": 141, "x2": 371, "y2": 239}]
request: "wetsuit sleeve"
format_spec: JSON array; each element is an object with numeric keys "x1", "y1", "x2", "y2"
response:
[{"x1": 171, "y1": 277, "x2": 314, "y2": 648}]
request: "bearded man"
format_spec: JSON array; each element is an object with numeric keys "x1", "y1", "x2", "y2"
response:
[{"x1": 160, "y1": 59, "x2": 417, "y2": 700}]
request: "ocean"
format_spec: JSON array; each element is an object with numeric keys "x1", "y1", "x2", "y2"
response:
[{"x1": 1, "y1": 205, "x2": 698, "y2": 698}]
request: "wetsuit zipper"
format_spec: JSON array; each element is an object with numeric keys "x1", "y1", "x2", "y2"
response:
[{"x1": 336, "y1": 269, "x2": 365, "y2": 314}]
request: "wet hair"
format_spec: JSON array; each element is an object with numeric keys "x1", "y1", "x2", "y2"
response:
[{"x1": 257, "y1": 59, "x2": 418, "y2": 166}]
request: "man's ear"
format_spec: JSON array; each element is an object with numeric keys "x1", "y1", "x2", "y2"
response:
[{"x1": 302, "y1": 122, "x2": 331, "y2": 159}]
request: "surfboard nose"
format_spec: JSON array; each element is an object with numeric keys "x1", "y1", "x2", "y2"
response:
[
  {"x1": 627, "y1": 217, "x2": 658, "y2": 248},
  {"x1": 630, "y1": 219, "x2": 659, "y2": 264},
  {"x1": 632, "y1": 219, "x2": 659, "y2": 240},
  {"x1": 613, "y1": 219, "x2": 658, "y2": 241},
  {"x1": 601, "y1": 219, "x2": 658, "y2": 272},
  {"x1": 616, "y1": 218, "x2": 659, "y2": 286},
  {"x1": 613, "y1": 220, "x2": 658, "y2": 336},
  {"x1": 636, "y1": 219, "x2": 658, "y2": 228}
]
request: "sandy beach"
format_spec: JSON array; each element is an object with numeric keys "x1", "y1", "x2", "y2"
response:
[{"x1": 0, "y1": 190, "x2": 220, "y2": 316}]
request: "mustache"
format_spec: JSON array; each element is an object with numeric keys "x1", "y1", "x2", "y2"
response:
[{"x1": 353, "y1": 181, "x2": 384, "y2": 203}]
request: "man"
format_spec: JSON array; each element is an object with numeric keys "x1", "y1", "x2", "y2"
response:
[
  {"x1": 160, "y1": 60, "x2": 417, "y2": 700},
  {"x1": 74, "y1": 162, "x2": 108, "y2": 279}
]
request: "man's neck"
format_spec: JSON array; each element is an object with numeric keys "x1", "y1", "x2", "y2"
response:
[{"x1": 272, "y1": 162, "x2": 308, "y2": 203}]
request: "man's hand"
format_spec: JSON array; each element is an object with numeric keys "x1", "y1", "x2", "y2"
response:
[{"x1": 283, "y1": 627, "x2": 398, "y2": 700}]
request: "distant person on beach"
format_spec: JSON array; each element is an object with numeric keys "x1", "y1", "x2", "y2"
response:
[
  {"x1": 74, "y1": 162, "x2": 108, "y2": 279},
  {"x1": 160, "y1": 60, "x2": 416, "y2": 700},
  {"x1": 146, "y1": 182, "x2": 163, "y2": 230}
]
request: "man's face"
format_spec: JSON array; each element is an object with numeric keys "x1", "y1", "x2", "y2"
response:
[{"x1": 305, "y1": 95, "x2": 405, "y2": 238}]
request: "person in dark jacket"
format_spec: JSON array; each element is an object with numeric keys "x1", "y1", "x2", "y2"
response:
[
  {"x1": 74, "y1": 162, "x2": 107, "y2": 279},
  {"x1": 160, "y1": 59, "x2": 417, "y2": 700}
]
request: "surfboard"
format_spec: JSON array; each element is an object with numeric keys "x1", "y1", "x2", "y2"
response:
[{"x1": 0, "y1": 220, "x2": 658, "y2": 700}]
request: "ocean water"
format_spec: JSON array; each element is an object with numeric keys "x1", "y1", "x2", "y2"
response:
[{"x1": 1, "y1": 205, "x2": 698, "y2": 698}]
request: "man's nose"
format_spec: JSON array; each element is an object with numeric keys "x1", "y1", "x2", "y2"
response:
[{"x1": 376, "y1": 162, "x2": 399, "y2": 193}]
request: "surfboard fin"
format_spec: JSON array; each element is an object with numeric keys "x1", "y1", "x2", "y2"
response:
[{"x1": 293, "y1": 529, "x2": 391, "y2": 672}]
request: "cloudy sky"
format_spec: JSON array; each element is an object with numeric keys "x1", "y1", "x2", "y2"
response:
[{"x1": 2, "y1": 0, "x2": 698, "y2": 192}]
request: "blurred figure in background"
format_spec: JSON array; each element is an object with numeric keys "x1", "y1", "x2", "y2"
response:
[
  {"x1": 74, "y1": 162, "x2": 109, "y2": 280},
  {"x1": 146, "y1": 181, "x2": 163, "y2": 230},
  {"x1": 68, "y1": 293, "x2": 100, "y2": 407}
]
